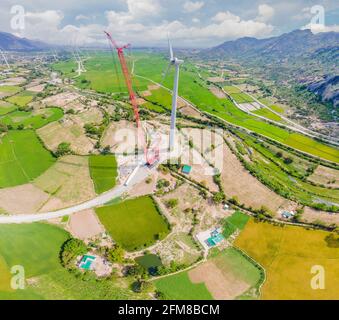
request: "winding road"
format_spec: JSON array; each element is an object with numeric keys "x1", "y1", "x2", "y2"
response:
[{"x1": 0, "y1": 164, "x2": 153, "y2": 224}]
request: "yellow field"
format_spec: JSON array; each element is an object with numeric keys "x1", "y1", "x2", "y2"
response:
[{"x1": 235, "y1": 219, "x2": 339, "y2": 299}]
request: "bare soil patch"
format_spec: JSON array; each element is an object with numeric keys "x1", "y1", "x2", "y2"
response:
[
  {"x1": 302, "y1": 207, "x2": 339, "y2": 226},
  {"x1": 37, "y1": 119, "x2": 95, "y2": 155},
  {"x1": 210, "y1": 87, "x2": 226, "y2": 99},
  {"x1": 34, "y1": 155, "x2": 96, "y2": 210},
  {"x1": 188, "y1": 261, "x2": 249, "y2": 300},
  {"x1": 219, "y1": 143, "x2": 291, "y2": 213},
  {"x1": 67, "y1": 209, "x2": 104, "y2": 240},
  {"x1": 308, "y1": 165, "x2": 339, "y2": 188},
  {"x1": 0, "y1": 184, "x2": 50, "y2": 214}
]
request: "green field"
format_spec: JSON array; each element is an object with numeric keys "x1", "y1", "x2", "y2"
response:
[
  {"x1": 96, "y1": 196, "x2": 170, "y2": 251},
  {"x1": 0, "y1": 223, "x2": 147, "y2": 300},
  {"x1": 235, "y1": 219, "x2": 339, "y2": 299},
  {"x1": 223, "y1": 211, "x2": 250, "y2": 238},
  {"x1": 53, "y1": 54, "x2": 149, "y2": 93},
  {"x1": 0, "y1": 130, "x2": 55, "y2": 188},
  {"x1": 0, "y1": 107, "x2": 63, "y2": 129},
  {"x1": 154, "y1": 271, "x2": 213, "y2": 300},
  {"x1": 89, "y1": 154, "x2": 118, "y2": 194},
  {"x1": 0, "y1": 86, "x2": 21, "y2": 94},
  {"x1": 53, "y1": 54, "x2": 339, "y2": 163},
  {"x1": 154, "y1": 247, "x2": 262, "y2": 300},
  {"x1": 6, "y1": 91, "x2": 34, "y2": 107},
  {"x1": 253, "y1": 107, "x2": 284, "y2": 122},
  {"x1": 0, "y1": 101, "x2": 16, "y2": 115}
]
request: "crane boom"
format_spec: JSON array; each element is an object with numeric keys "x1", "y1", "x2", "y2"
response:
[{"x1": 104, "y1": 31, "x2": 160, "y2": 165}]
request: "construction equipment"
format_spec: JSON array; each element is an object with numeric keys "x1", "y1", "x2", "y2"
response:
[{"x1": 104, "y1": 31, "x2": 160, "y2": 166}]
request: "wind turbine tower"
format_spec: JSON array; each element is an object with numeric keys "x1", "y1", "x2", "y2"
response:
[
  {"x1": 163, "y1": 37, "x2": 184, "y2": 151},
  {"x1": 0, "y1": 49, "x2": 10, "y2": 70}
]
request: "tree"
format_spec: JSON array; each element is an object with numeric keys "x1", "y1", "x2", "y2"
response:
[
  {"x1": 55, "y1": 142, "x2": 72, "y2": 157},
  {"x1": 165, "y1": 198, "x2": 178, "y2": 209},
  {"x1": 213, "y1": 192, "x2": 225, "y2": 204},
  {"x1": 101, "y1": 145, "x2": 111, "y2": 155},
  {"x1": 283, "y1": 157, "x2": 293, "y2": 164},
  {"x1": 106, "y1": 244, "x2": 125, "y2": 263},
  {"x1": 60, "y1": 238, "x2": 87, "y2": 269}
]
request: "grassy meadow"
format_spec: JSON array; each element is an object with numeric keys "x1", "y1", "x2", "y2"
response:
[
  {"x1": 0, "y1": 130, "x2": 56, "y2": 188},
  {"x1": 96, "y1": 196, "x2": 170, "y2": 251},
  {"x1": 89, "y1": 154, "x2": 118, "y2": 194}
]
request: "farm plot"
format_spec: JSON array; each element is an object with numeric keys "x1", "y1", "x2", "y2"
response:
[
  {"x1": 96, "y1": 196, "x2": 170, "y2": 251},
  {"x1": 0, "y1": 130, "x2": 55, "y2": 188},
  {"x1": 0, "y1": 107, "x2": 63, "y2": 129},
  {"x1": 154, "y1": 271, "x2": 213, "y2": 300},
  {"x1": 6, "y1": 91, "x2": 34, "y2": 107},
  {"x1": 34, "y1": 155, "x2": 96, "y2": 210},
  {"x1": 219, "y1": 142, "x2": 292, "y2": 213},
  {"x1": 89, "y1": 154, "x2": 118, "y2": 194},
  {"x1": 0, "y1": 101, "x2": 16, "y2": 115},
  {"x1": 37, "y1": 119, "x2": 94, "y2": 155},
  {"x1": 235, "y1": 219, "x2": 339, "y2": 299},
  {"x1": 308, "y1": 165, "x2": 339, "y2": 188}
]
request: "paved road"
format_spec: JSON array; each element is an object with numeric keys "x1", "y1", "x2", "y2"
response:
[{"x1": 0, "y1": 165, "x2": 152, "y2": 224}]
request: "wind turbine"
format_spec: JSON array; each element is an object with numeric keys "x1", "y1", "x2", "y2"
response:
[
  {"x1": 162, "y1": 35, "x2": 184, "y2": 151},
  {"x1": 0, "y1": 49, "x2": 10, "y2": 70}
]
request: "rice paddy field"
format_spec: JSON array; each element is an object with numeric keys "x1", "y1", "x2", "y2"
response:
[
  {"x1": 0, "y1": 223, "x2": 147, "y2": 300},
  {"x1": 89, "y1": 154, "x2": 118, "y2": 194},
  {"x1": 0, "y1": 130, "x2": 56, "y2": 188},
  {"x1": 0, "y1": 107, "x2": 63, "y2": 129},
  {"x1": 96, "y1": 196, "x2": 170, "y2": 251},
  {"x1": 235, "y1": 219, "x2": 339, "y2": 299}
]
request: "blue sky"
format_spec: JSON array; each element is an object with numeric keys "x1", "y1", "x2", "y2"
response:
[{"x1": 0, "y1": 0, "x2": 338, "y2": 47}]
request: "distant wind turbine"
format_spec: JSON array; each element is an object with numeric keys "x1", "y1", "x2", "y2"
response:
[{"x1": 0, "y1": 49, "x2": 10, "y2": 70}]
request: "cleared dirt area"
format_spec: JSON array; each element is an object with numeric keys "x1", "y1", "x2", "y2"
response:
[
  {"x1": 34, "y1": 155, "x2": 96, "y2": 211},
  {"x1": 210, "y1": 87, "x2": 226, "y2": 99},
  {"x1": 219, "y1": 143, "x2": 291, "y2": 213},
  {"x1": 101, "y1": 120, "x2": 138, "y2": 152},
  {"x1": 179, "y1": 105, "x2": 206, "y2": 120},
  {"x1": 0, "y1": 184, "x2": 50, "y2": 214},
  {"x1": 188, "y1": 261, "x2": 249, "y2": 300},
  {"x1": 302, "y1": 207, "x2": 339, "y2": 225},
  {"x1": 26, "y1": 84, "x2": 45, "y2": 93},
  {"x1": 308, "y1": 165, "x2": 339, "y2": 188},
  {"x1": 42, "y1": 92, "x2": 81, "y2": 108},
  {"x1": 67, "y1": 209, "x2": 104, "y2": 240},
  {"x1": 207, "y1": 77, "x2": 224, "y2": 83},
  {"x1": 37, "y1": 119, "x2": 95, "y2": 155},
  {"x1": 161, "y1": 183, "x2": 226, "y2": 232}
]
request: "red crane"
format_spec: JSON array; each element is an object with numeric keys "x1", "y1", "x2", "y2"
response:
[{"x1": 104, "y1": 31, "x2": 159, "y2": 165}]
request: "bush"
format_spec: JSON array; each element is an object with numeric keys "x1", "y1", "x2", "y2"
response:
[
  {"x1": 60, "y1": 238, "x2": 87, "y2": 269},
  {"x1": 165, "y1": 198, "x2": 178, "y2": 209},
  {"x1": 55, "y1": 142, "x2": 72, "y2": 157}
]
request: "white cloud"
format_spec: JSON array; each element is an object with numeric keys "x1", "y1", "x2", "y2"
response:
[
  {"x1": 183, "y1": 1, "x2": 205, "y2": 13},
  {"x1": 16, "y1": 4, "x2": 274, "y2": 47},
  {"x1": 256, "y1": 4, "x2": 275, "y2": 22},
  {"x1": 302, "y1": 23, "x2": 339, "y2": 33},
  {"x1": 127, "y1": 0, "x2": 161, "y2": 17},
  {"x1": 75, "y1": 14, "x2": 91, "y2": 21}
]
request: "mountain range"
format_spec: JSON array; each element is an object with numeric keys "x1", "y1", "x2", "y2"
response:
[
  {"x1": 203, "y1": 29, "x2": 339, "y2": 60},
  {"x1": 0, "y1": 32, "x2": 48, "y2": 51}
]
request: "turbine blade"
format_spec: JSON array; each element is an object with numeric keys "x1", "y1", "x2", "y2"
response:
[
  {"x1": 161, "y1": 62, "x2": 172, "y2": 85},
  {"x1": 167, "y1": 33, "x2": 174, "y2": 61}
]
